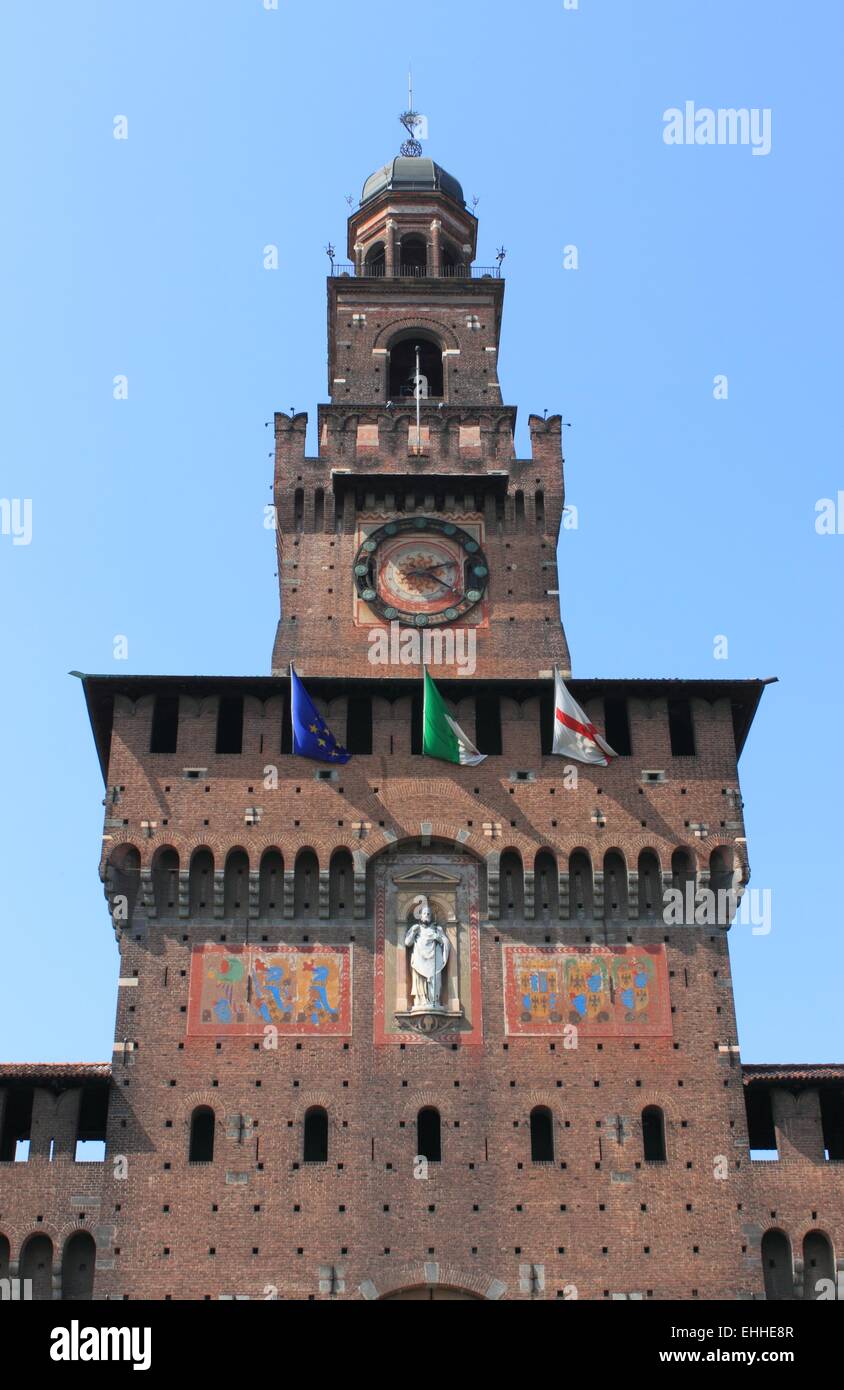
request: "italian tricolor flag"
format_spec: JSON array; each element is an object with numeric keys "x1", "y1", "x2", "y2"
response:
[{"x1": 422, "y1": 668, "x2": 487, "y2": 766}]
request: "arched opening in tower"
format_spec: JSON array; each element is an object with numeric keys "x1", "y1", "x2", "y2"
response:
[
  {"x1": 399, "y1": 235, "x2": 427, "y2": 275},
  {"x1": 364, "y1": 241, "x2": 385, "y2": 275},
  {"x1": 388, "y1": 336, "x2": 443, "y2": 400}
]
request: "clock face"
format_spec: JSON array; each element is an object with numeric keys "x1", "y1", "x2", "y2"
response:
[{"x1": 353, "y1": 517, "x2": 489, "y2": 626}]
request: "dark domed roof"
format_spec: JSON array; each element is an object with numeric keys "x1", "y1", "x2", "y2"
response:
[{"x1": 361, "y1": 157, "x2": 465, "y2": 208}]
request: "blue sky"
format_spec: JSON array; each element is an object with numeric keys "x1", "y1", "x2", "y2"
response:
[{"x1": 1, "y1": 0, "x2": 841, "y2": 1063}]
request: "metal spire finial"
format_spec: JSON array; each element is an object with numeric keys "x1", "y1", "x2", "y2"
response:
[{"x1": 399, "y1": 65, "x2": 423, "y2": 157}]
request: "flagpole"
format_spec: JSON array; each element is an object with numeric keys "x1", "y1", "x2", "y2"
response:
[
  {"x1": 289, "y1": 663, "x2": 294, "y2": 752},
  {"x1": 414, "y1": 343, "x2": 421, "y2": 452}
]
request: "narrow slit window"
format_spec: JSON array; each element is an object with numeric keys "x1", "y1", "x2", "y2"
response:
[
  {"x1": 304, "y1": 1107, "x2": 328, "y2": 1163},
  {"x1": 216, "y1": 696, "x2": 244, "y2": 754},
  {"x1": 410, "y1": 691, "x2": 423, "y2": 755},
  {"x1": 604, "y1": 697, "x2": 631, "y2": 756},
  {"x1": 346, "y1": 695, "x2": 373, "y2": 754},
  {"x1": 417, "y1": 1108, "x2": 441, "y2": 1163},
  {"x1": 668, "y1": 699, "x2": 695, "y2": 756},
  {"x1": 642, "y1": 1106, "x2": 666, "y2": 1162},
  {"x1": 530, "y1": 1106, "x2": 555, "y2": 1162},
  {"x1": 189, "y1": 1107, "x2": 215, "y2": 1163},
  {"x1": 150, "y1": 695, "x2": 179, "y2": 754},
  {"x1": 475, "y1": 693, "x2": 502, "y2": 755}
]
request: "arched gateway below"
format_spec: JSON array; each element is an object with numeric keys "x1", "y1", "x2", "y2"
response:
[{"x1": 380, "y1": 1285, "x2": 486, "y2": 1301}]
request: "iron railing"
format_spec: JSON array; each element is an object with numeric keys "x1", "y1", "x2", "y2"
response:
[{"x1": 330, "y1": 263, "x2": 503, "y2": 279}]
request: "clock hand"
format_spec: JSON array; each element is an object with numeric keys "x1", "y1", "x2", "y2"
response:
[{"x1": 404, "y1": 563, "x2": 457, "y2": 578}]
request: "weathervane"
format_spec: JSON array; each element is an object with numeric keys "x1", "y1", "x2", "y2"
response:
[{"x1": 399, "y1": 67, "x2": 423, "y2": 157}]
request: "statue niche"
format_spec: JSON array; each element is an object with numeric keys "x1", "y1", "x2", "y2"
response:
[
  {"x1": 394, "y1": 881, "x2": 464, "y2": 1037},
  {"x1": 376, "y1": 856, "x2": 480, "y2": 1044},
  {"x1": 405, "y1": 899, "x2": 450, "y2": 1013}
]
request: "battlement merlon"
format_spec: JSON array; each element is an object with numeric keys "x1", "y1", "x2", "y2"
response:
[{"x1": 273, "y1": 407, "x2": 565, "y2": 533}]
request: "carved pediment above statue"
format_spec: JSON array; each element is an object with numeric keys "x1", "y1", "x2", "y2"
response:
[{"x1": 390, "y1": 867, "x2": 462, "y2": 888}]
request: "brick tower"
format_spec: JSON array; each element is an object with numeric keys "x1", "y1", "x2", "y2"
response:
[{"x1": 1, "y1": 142, "x2": 842, "y2": 1305}]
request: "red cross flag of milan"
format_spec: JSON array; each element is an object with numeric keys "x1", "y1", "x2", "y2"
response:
[{"x1": 552, "y1": 668, "x2": 616, "y2": 767}]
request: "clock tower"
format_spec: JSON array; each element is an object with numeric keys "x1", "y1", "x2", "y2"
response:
[
  {"x1": 9, "y1": 129, "x2": 840, "y2": 1310},
  {"x1": 271, "y1": 149, "x2": 572, "y2": 681}
]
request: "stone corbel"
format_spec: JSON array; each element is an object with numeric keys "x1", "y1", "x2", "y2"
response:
[
  {"x1": 248, "y1": 869, "x2": 260, "y2": 919},
  {"x1": 523, "y1": 870, "x2": 535, "y2": 920},
  {"x1": 140, "y1": 868, "x2": 156, "y2": 919},
  {"x1": 213, "y1": 870, "x2": 225, "y2": 919},
  {"x1": 486, "y1": 854, "x2": 501, "y2": 920},
  {"x1": 592, "y1": 870, "x2": 605, "y2": 920},
  {"x1": 283, "y1": 870, "x2": 295, "y2": 919},
  {"x1": 318, "y1": 869, "x2": 330, "y2": 919},
  {"x1": 353, "y1": 871, "x2": 367, "y2": 919},
  {"x1": 558, "y1": 871, "x2": 570, "y2": 920}
]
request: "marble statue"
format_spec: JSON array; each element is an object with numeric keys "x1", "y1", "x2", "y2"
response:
[{"x1": 404, "y1": 899, "x2": 450, "y2": 1012}]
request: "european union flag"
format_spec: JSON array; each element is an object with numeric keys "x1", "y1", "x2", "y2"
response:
[{"x1": 290, "y1": 665, "x2": 351, "y2": 764}]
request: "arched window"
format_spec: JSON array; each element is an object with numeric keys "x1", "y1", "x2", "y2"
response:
[
  {"x1": 294, "y1": 487, "x2": 304, "y2": 530},
  {"x1": 530, "y1": 1106, "x2": 554, "y2": 1163},
  {"x1": 637, "y1": 850, "x2": 661, "y2": 917},
  {"x1": 303, "y1": 1106, "x2": 328, "y2": 1163},
  {"x1": 604, "y1": 850, "x2": 628, "y2": 919},
  {"x1": 0, "y1": 1233, "x2": 10, "y2": 1283},
  {"x1": 388, "y1": 335, "x2": 443, "y2": 399},
  {"x1": 259, "y1": 849, "x2": 284, "y2": 918},
  {"x1": 535, "y1": 489, "x2": 545, "y2": 529},
  {"x1": 440, "y1": 242, "x2": 463, "y2": 277},
  {"x1": 224, "y1": 849, "x2": 249, "y2": 919},
  {"x1": 152, "y1": 846, "x2": 179, "y2": 917},
  {"x1": 761, "y1": 1229, "x2": 794, "y2": 1301},
  {"x1": 364, "y1": 242, "x2": 385, "y2": 275},
  {"x1": 499, "y1": 850, "x2": 524, "y2": 922},
  {"x1": 399, "y1": 235, "x2": 428, "y2": 275},
  {"x1": 189, "y1": 848, "x2": 214, "y2": 915},
  {"x1": 189, "y1": 1106, "x2": 215, "y2": 1163},
  {"x1": 314, "y1": 487, "x2": 324, "y2": 532},
  {"x1": 534, "y1": 850, "x2": 559, "y2": 920},
  {"x1": 642, "y1": 1106, "x2": 666, "y2": 1162},
  {"x1": 329, "y1": 848, "x2": 354, "y2": 919},
  {"x1": 61, "y1": 1231, "x2": 96, "y2": 1301},
  {"x1": 417, "y1": 1107, "x2": 441, "y2": 1163},
  {"x1": 709, "y1": 847, "x2": 733, "y2": 893},
  {"x1": 671, "y1": 847, "x2": 694, "y2": 888},
  {"x1": 514, "y1": 489, "x2": 525, "y2": 528},
  {"x1": 802, "y1": 1231, "x2": 835, "y2": 1300},
  {"x1": 20, "y1": 1234, "x2": 53, "y2": 1301},
  {"x1": 570, "y1": 850, "x2": 594, "y2": 920},
  {"x1": 108, "y1": 844, "x2": 140, "y2": 926},
  {"x1": 294, "y1": 849, "x2": 319, "y2": 918}
]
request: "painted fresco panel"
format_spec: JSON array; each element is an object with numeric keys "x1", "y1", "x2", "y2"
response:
[
  {"x1": 502, "y1": 945, "x2": 671, "y2": 1038},
  {"x1": 187, "y1": 944, "x2": 351, "y2": 1037}
]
